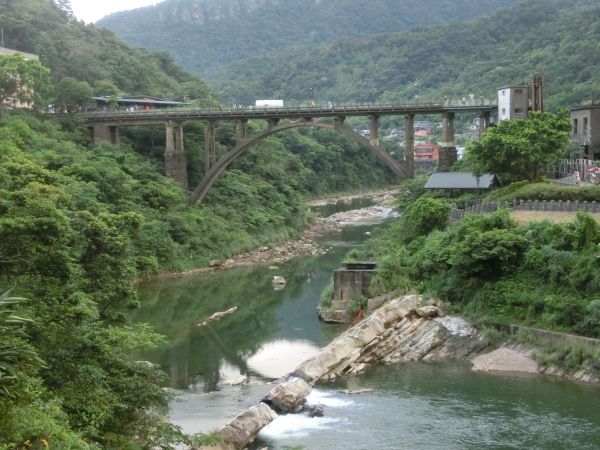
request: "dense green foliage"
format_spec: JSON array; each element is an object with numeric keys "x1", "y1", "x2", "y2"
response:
[
  {"x1": 466, "y1": 111, "x2": 571, "y2": 182},
  {"x1": 205, "y1": 0, "x2": 600, "y2": 109},
  {"x1": 98, "y1": 0, "x2": 520, "y2": 78},
  {"x1": 360, "y1": 206, "x2": 600, "y2": 339},
  {"x1": 0, "y1": 107, "x2": 397, "y2": 447},
  {"x1": 0, "y1": 0, "x2": 208, "y2": 99}
]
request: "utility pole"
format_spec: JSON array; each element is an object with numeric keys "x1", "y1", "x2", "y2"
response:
[{"x1": 1, "y1": 28, "x2": 4, "y2": 48}]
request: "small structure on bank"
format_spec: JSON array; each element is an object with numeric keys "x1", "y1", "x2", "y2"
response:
[
  {"x1": 319, "y1": 261, "x2": 377, "y2": 323},
  {"x1": 424, "y1": 172, "x2": 499, "y2": 195},
  {"x1": 92, "y1": 96, "x2": 186, "y2": 111}
]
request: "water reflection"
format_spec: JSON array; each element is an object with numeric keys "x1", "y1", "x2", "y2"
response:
[{"x1": 246, "y1": 339, "x2": 321, "y2": 379}]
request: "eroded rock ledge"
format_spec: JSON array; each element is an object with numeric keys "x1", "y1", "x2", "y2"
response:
[{"x1": 200, "y1": 295, "x2": 482, "y2": 449}]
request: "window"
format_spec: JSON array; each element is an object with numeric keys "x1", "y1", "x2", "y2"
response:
[
  {"x1": 573, "y1": 119, "x2": 578, "y2": 134},
  {"x1": 502, "y1": 108, "x2": 506, "y2": 115},
  {"x1": 514, "y1": 89, "x2": 523, "y2": 94},
  {"x1": 514, "y1": 108, "x2": 524, "y2": 113},
  {"x1": 584, "y1": 117, "x2": 588, "y2": 135}
]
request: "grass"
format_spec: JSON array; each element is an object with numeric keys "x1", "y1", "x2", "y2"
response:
[{"x1": 510, "y1": 211, "x2": 600, "y2": 224}]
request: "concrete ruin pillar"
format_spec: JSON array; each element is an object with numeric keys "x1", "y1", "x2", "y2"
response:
[
  {"x1": 404, "y1": 114, "x2": 415, "y2": 179},
  {"x1": 204, "y1": 121, "x2": 216, "y2": 173},
  {"x1": 439, "y1": 112, "x2": 457, "y2": 171},
  {"x1": 235, "y1": 119, "x2": 248, "y2": 142},
  {"x1": 90, "y1": 124, "x2": 120, "y2": 145},
  {"x1": 164, "y1": 121, "x2": 188, "y2": 189},
  {"x1": 369, "y1": 115, "x2": 379, "y2": 146},
  {"x1": 479, "y1": 111, "x2": 491, "y2": 139}
]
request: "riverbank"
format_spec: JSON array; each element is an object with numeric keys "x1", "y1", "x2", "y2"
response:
[{"x1": 136, "y1": 188, "x2": 399, "y2": 283}]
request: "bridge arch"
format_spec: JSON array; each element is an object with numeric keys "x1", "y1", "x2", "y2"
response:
[{"x1": 189, "y1": 119, "x2": 407, "y2": 206}]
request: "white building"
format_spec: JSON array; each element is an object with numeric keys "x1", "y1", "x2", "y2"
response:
[{"x1": 497, "y1": 85, "x2": 529, "y2": 121}]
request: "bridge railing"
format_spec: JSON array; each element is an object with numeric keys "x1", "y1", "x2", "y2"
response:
[{"x1": 77, "y1": 100, "x2": 497, "y2": 121}]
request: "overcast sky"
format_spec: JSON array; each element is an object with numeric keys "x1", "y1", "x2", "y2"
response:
[{"x1": 70, "y1": 0, "x2": 162, "y2": 24}]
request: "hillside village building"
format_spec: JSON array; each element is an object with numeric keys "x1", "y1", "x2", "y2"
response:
[
  {"x1": 571, "y1": 105, "x2": 600, "y2": 160},
  {"x1": 0, "y1": 47, "x2": 39, "y2": 109},
  {"x1": 497, "y1": 85, "x2": 529, "y2": 121}
]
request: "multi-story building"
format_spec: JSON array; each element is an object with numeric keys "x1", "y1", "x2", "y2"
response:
[
  {"x1": 497, "y1": 85, "x2": 529, "y2": 121},
  {"x1": 571, "y1": 105, "x2": 600, "y2": 160},
  {"x1": 0, "y1": 47, "x2": 40, "y2": 109}
]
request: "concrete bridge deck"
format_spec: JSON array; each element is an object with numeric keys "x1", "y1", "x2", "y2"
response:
[
  {"x1": 80, "y1": 102, "x2": 497, "y2": 125},
  {"x1": 79, "y1": 101, "x2": 497, "y2": 205}
]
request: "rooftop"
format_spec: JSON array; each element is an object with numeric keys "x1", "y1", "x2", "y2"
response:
[
  {"x1": 0, "y1": 47, "x2": 39, "y2": 61},
  {"x1": 425, "y1": 172, "x2": 497, "y2": 189}
]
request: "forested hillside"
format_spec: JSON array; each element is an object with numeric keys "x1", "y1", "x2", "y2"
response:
[
  {"x1": 0, "y1": 0, "x2": 208, "y2": 98},
  {"x1": 97, "y1": 0, "x2": 520, "y2": 78},
  {"x1": 209, "y1": 0, "x2": 600, "y2": 109}
]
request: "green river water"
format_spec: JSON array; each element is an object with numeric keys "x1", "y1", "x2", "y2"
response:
[{"x1": 135, "y1": 198, "x2": 600, "y2": 450}]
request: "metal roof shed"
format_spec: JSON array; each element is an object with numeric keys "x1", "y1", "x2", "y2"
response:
[{"x1": 424, "y1": 172, "x2": 498, "y2": 190}]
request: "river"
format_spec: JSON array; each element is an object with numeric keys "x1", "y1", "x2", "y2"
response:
[{"x1": 135, "y1": 197, "x2": 600, "y2": 449}]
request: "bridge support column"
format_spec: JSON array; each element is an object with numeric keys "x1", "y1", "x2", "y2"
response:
[
  {"x1": 404, "y1": 114, "x2": 415, "y2": 178},
  {"x1": 479, "y1": 111, "x2": 491, "y2": 139},
  {"x1": 235, "y1": 119, "x2": 248, "y2": 142},
  {"x1": 90, "y1": 124, "x2": 120, "y2": 145},
  {"x1": 165, "y1": 121, "x2": 188, "y2": 189},
  {"x1": 439, "y1": 112, "x2": 456, "y2": 171},
  {"x1": 204, "y1": 121, "x2": 216, "y2": 173},
  {"x1": 369, "y1": 115, "x2": 379, "y2": 146},
  {"x1": 267, "y1": 118, "x2": 280, "y2": 128},
  {"x1": 334, "y1": 116, "x2": 346, "y2": 130}
]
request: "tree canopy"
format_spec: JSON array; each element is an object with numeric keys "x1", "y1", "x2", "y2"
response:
[{"x1": 465, "y1": 111, "x2": 571, "y2": 182}]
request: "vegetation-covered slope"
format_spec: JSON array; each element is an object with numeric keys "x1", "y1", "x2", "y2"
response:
[
  {"x1": 209, "y1": 0, "x2": 600, "y2": 109},
  {"x1": 0, "y1": 0, "x2": 208, "y2": 98},
  {"x1": 97, "y1": 0, "x2": 521, "y2": 78}
]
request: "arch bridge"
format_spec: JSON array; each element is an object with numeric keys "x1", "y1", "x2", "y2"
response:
[{"x1": 81, "y1": 102, "x2": 496, "y2": 205}]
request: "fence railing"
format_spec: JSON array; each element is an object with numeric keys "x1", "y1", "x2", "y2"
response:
[
  {"x1": 451, "y1": 199, "x2": 600, "y2": 220},
  {"x1": 546, "y1": 159, "x2": 598, "y2": 185}
]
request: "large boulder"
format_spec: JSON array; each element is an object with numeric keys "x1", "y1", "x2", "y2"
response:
[
  {"x1": 263, "y1": 377, "x2": 312, "y2": 413},
  {"x1": 215, "y1": 403, "x2": 278, "y2": 449}
]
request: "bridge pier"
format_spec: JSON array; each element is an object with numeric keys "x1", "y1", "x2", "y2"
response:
[
  {"x1": 235, "y1": 119, "x2": 248, "y2": 142},
  {"x1": 90, "y1": 124, "x2": 120, "y2": 145},
  {"x1": 267, "y1": 118, "x2": 280, "y2": 128},
  {"x1": 439, "y1": 112, "x2": 457, "y2": 171},
  {"x1": 165, "y1": 121, "x2": 188, "y2": 189},
  {"x1": 479, "y1": 111, "x2": 491, "y2": 139},
  {"x1": 369, "y1": 115, "x2": 379, "y2": 146},
  {"x1": 204, "y1": 121, "x2": 217, "y2": 173},
  {"x1": 404, "y1": 114, "x2": 415, "y2": 178},
  {"x1": 334, "y1": 116, "x2": 346, "y2": 130}
]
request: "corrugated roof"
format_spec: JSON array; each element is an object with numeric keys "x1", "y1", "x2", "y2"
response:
[{"x1": 424, "y1": 172, "x2": 497, "y2": 189}]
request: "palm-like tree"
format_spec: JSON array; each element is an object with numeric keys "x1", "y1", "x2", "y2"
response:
[{"x1": 0, "y1": 291, "x2": 45, "y2": 397}]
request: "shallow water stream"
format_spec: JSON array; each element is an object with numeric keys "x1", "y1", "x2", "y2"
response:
[{"x1": 135, "y1": 198, "x2": 600, "y2": 449}]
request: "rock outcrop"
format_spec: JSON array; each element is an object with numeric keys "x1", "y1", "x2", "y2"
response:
[
  {"x1": 215, "y1": 403, "x2": 278, "y2": 449},
  {"x1": 262, "y1": 377, "x2": 312, "y2": 413},
  {"x1": 295, "y1": 294, "x2": 483, "y2": 383}
]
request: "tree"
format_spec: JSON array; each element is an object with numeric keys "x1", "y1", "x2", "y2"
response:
[
  {"x1": 93, "y1": 79, "x2": 121, "y2": 97},
  {"x1": 466, "y1": 111, "x2": 571, "y2": 182},
  {"x1": 54, "y1": 77, "x2": 93, "y2": 111},
  {"x1": 0, "y1": 55, "x2": 51, "y2": 109}
]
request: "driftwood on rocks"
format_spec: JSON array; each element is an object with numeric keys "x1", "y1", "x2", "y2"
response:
[{"x1": 196, "y1": 307, "x2": 238, "y2": 327}]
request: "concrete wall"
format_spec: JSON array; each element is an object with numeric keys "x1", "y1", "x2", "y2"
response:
[{"x1": 571, "y1": 107, "x2": 600, "y2": 159}]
